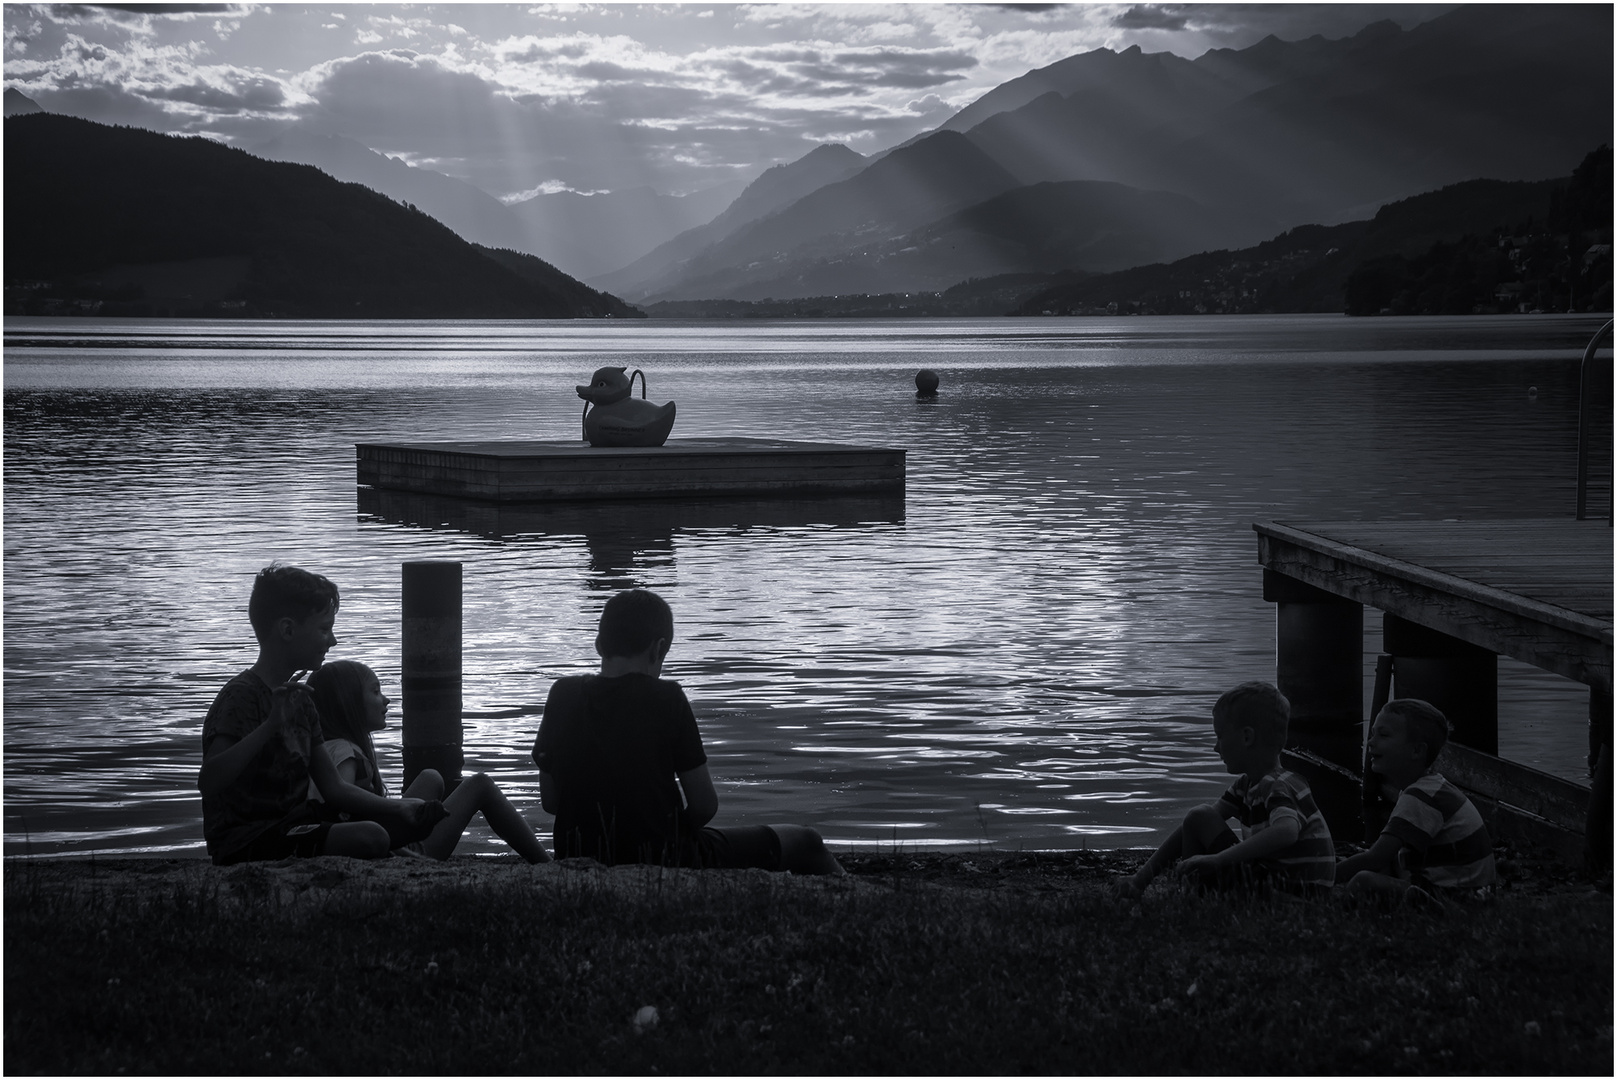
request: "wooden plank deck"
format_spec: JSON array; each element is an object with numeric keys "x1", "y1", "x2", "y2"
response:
[
  {"x1": 357, "y1": 437, "x2": 905, "y2": 502},
  {"x1": 1255, "y1": 519, "x2": 1612, "y2": 693}
]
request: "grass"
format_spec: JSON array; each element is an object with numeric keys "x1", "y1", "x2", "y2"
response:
[{"x1": 4, "y1": 851, "x2": 1611, "y2": 1075}]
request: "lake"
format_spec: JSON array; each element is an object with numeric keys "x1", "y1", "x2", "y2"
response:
[{"x1": 3, "y1": 313, "x2": 1607, "y2": 857}]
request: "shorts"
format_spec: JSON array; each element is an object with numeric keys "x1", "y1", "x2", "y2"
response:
[
  {"x1": 695, "y1": 825, "x2": 782, "y2": 871},
  {"x1": 214, "y1": 803, "x2": 334, "y2": 866}
]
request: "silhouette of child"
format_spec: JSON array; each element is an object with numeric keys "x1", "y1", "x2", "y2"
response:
[
  {"x1": 533, "y1": 589, "x2": 842, "y2": 874},
  {"x1": 1336, "y1": 698, "x2": 1496, "y2": 906},
  {"x1": 308, "y1": 660, "x2": 551, "y2": 863},
  {"x1": 1116, "y1": 681, "x2": 1336, "y2": 898},
  {"x1": 198, "y1": 564, "x2": 440, "y2": 864}
]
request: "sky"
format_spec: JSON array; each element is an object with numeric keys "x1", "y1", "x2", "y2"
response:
[{"x1": 3, "y1": 3, "x2": 1458, "y2": 200}]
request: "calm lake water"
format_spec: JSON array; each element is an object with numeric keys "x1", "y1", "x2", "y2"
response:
[{"x1": 3, "y1": 314, "x2": 1608, "y2": 857}]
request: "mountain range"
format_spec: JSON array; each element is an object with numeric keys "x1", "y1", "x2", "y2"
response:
[
  {"x1": 4, "y1": 5, "x2": 1610, "y2": 315},
  {"x1": 247, "y1": 127, "x2": 745, "y2": 281},
  {"x1": 600, "y1": 3, "x2": 1611, "y2": 303},
  {"x1": 1011, "y1": 149, "x2": 1612, "y2": 318}
]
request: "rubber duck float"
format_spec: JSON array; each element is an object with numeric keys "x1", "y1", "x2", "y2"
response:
[{"x1": 576, "y1": 366, "x2": 677, "y2": 447}]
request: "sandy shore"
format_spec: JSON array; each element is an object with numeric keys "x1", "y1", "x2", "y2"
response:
[{"x1": 5, "y1": 846, "x2": 1596, "y2": 908}]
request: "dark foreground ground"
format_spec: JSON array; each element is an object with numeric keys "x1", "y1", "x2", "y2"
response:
[{"x1": 5, "y1": 848, "x2": 1611, "y2": 1075}]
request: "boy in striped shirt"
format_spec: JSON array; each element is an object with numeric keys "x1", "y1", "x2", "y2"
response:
[
  {"x1": 1336, "y1": 698, "x2": 1497, "y2": 903},
  {"x1": 1117, "y1": 681, "x2": 1337, "y2": 898}
]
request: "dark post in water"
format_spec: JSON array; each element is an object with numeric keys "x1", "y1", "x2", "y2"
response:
[
  {"x1": 402, "y1": 560, "x2": 463, "y2": 790},
  {"x1": 1264, "y1": 569, "x2": 1364, "y2": 837}
]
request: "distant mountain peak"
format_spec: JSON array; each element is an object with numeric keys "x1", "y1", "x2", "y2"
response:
[{"x1": 4, "y1": 87, "x2": 44, "y2": 117}]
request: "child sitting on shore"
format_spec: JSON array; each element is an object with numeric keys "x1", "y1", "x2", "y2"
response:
[
  {"x1": 198, "y1": 564, "x2": 443, "y2": 865},
  {"x1": 308, "y1": 660, "x2": 551, "y2": 863},
  {"x1": 1116, "y1": 681, "x2": 1336, "y2": 898},
  {"x1": 1335, "y1": 698, "x2": 1497, "y2": 904},
  {"x1": 531, "y1": 589, "x2": 842, "y2": 874}
]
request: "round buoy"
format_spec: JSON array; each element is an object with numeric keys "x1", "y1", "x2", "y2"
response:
[
  {"x1": 1528, "y1": 386, "x2": 1539, "y2": 398},
  {"x1": 915, "y1": 369, "x2": 939, "y2": 396}
]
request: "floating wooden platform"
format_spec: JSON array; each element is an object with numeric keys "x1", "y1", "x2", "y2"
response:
[
  {"x1": 1256, "y1": 518, "x2": 1612, "y2": 692},
  {"x1": 356, "y1": 438, "x2": 905, "y2": 502}
]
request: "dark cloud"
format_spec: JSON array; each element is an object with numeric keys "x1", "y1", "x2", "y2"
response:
[
  {"x1": 1119, "y1": 4, "x2": 1459, "y2": 40},
  {"x1": 573, "y1": 59, "x2": 694, "y2": 85},
  {"x1": 22, "y1": 82, "x2": 179, "y2": 129},
  {"x1": 146, "y1": 76, "x2": 284, "y2": 112},
  {"x1": 45, "y1": 4, "x2": 245, "y2": 26},
  {"x1": 98, "y1": 4, "x2": 240, "y2": 13},
  {"x1": 1112, "y1": 5, "x2": 1190, "y2": 31},
  {"x1": 828, "y1": 47, "x2": 977, "y2": 72}
]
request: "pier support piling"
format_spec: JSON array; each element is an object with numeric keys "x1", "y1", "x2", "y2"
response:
[
  {"x1": 1264, "y1": 569, "x2": 1364, "y2": 768},
  {"x1": 1383, "y1": 614, "x2": 1498, "y2": 755},
  {"x1": 401, "y1": 560, "x2": 463, "y2": 791},
  {"x1": 1264, "y1": 569, "x2": 1364, "y2": 837}
]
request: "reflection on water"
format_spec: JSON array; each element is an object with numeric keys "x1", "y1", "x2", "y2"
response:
[
  {"x1": 3, "y1": 314, "x2": 1606, "y2": 856},
  {"x1": 358, "y1": 488, "x2": 907, "y2": 590}
]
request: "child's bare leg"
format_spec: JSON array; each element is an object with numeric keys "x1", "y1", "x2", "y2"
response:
[
  {"x1": 403, "y1": 769, "x2": 444, "y2": 801},
  {"x1": 421, "y1": 772, "x2": 550, "y2": 863},
  {"x1": 1120, "y1": 804, "x2": 1232, "y2": 898},
  {"x1": 1180, "y1": 804, "x2": 1235, "y2": 856},
  {"x1": 325, "y1": 820, "x2": 391, "y2": 859},
  {"x1": 769, "y1": 825, "x2": 844, "y2": 875},
  {"x1": 1344, "y1": 870, "x2": 1417, "y2": 905},
  {"x1": 373, "y1": 769, "x2": 448, "y2": 849}
]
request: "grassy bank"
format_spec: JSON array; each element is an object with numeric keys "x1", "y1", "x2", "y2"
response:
[{"x1": 5, "y1": 851, "x2": 1610, "y2": 1075}]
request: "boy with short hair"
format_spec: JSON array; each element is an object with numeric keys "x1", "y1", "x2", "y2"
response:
[
  {"x1": 1336, "y1": 698, "x2": 1497, "y2": 902},
  {"x1": 198, "y1": 563, "x2": 439, "y2": 865},
  {"x1": 1117, "y1": 680, "x2": 1336, "y2": 898},
  {"x1": 532, "y1": 589, "x2": 843, "y2": 874}
]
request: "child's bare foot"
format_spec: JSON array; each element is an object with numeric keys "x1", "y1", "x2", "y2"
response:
[
  {"x1": 1111, "y1": 876, "x2": 1145, "y2": 902},
  {"x1": 1403, "y1": 884, "x2": 1446, "y2": 917}
]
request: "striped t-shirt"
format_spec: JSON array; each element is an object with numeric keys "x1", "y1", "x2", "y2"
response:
[
  {"x1": 1218, "y1": 766, "x2": 1337, "y2": 887},
  {"x1": 1382, "y1": 771, "x2": 1497, "y2": 889}
]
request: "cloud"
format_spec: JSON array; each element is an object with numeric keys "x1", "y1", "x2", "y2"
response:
[
  {"x1": 1, "y1": 2, "x2": 1458, "y2": 200},
  {"x1": 1112, "y1": 5, "x2": 1189, "y2": 31},
  {"x1": 146, "y1": 73, "x2": 284, "y2": 111}
]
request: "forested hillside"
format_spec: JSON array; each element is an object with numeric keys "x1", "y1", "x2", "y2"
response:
[{"x1": 3, "y1": 114, "x2": 640, "y2": 319}]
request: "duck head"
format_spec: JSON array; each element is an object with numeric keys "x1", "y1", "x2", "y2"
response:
[{"x1": 576, "y1": 366, "x2": 632, "y2": 406}]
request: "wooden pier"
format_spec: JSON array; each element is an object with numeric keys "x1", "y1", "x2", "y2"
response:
[
  {"x1": 1255, "y1": 518, "x2": 1611, "y2": 861},
  {"x1": 357, "y1": 437, "x2": 905, "y2": 502}
]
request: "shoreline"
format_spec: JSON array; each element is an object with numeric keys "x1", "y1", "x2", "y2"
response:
[{"x1": 4, "y1": 843, "x2": 1600, "y2": 898}]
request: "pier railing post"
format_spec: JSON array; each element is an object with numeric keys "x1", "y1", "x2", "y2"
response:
[
  {"x1": 1264, "y1": 569, "x2": 1364, "y2": 837},
  {"x1": 1588, "y1": 688, "x2": 1612, "y2": 876},
  {"x1": 401, "y1": 560, "x2": 463, "y2": 790},
  {"x1": 1383, "y1": 614, "x2": 1499, "y2": 756}
]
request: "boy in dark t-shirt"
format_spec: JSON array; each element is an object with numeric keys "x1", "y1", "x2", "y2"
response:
[
  {"x1": 533, "y1": 589, "x2": 842, "y2": 874},
  {"x1": 198, "y1": 563, "x2": 443, "y2": 865}
]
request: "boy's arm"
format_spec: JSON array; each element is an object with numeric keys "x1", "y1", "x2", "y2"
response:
[
  {"x1": 1180, "y1": 813, "x2": 1301, "y2": 874},
  {"x1": 197, "y1": 688, "x2": 294, "y2": 797},
  {"x1": 539, "y1": 771, "x2": 558, "y2": 816},
  {"x1": 1335, "y1": 833, "x2": 1405, "y2": 883},
  {"x1": 677, "y1": 764, "x2": 719, "y2": 828}
]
